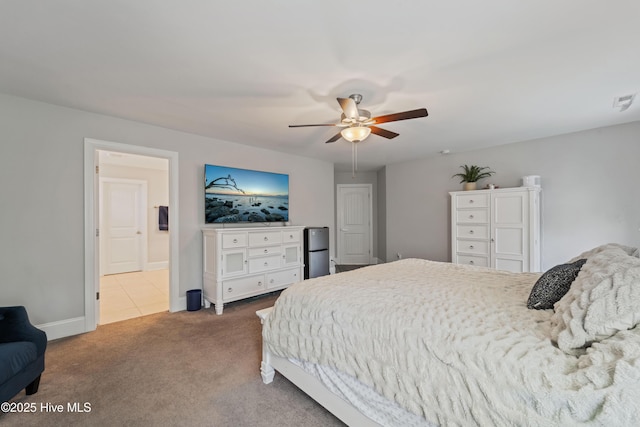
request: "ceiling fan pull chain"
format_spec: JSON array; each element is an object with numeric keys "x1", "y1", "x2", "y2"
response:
[
  {"x1": 352, "y1": 141, "x2": 355, "y2": 178},
  {"x1": 352, "y1": 142, "x2": 358, "y2": 172}
]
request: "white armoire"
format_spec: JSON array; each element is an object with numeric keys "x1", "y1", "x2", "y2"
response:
[{"x1": 450, "y1": 187, "x2": 541, "y2": 273}]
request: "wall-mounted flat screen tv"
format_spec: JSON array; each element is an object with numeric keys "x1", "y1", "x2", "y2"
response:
[{"x1": 205, "y1": 164, "x2": 289, "y2": 224}]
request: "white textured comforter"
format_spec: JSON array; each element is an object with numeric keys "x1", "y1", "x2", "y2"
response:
[{"x1": 263, "y1": 259, "x2": 640, "y2": 426}]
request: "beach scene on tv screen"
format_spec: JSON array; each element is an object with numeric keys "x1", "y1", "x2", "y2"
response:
[{"x1": 205, "y1": 164, "x2": 289, "y2": 223}]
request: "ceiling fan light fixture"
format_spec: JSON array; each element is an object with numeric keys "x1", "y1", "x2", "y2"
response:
[{"x1": 341, "y1": 126, "x2": 371, "y2": 143}]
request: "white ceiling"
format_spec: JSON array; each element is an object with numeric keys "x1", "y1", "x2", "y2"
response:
[{"x1": 1, "y1": 1, "x2": 639, "y2": 171}]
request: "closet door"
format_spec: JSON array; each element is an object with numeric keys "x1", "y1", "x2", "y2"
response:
[{"x1": 490, "y1": 191, "x2": 528, "y2": 272}]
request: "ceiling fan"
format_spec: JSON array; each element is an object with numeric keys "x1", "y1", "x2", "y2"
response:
[{"x1": 289, "y1": 94, "x2": 428, "y2": 144}]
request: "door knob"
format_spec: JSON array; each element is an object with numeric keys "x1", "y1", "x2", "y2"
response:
[{"x1": 136, "y1": 231, "x2": 142, "y2": 235}]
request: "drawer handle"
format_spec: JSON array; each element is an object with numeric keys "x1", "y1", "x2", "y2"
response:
[
  {"x1": 469, "y1": 199, "x2": 474, "y2": 204},
  {"x1": 258, "y1": 281, "x2": 262, "y2": 287},
  {"x1": 264, "y1": 262, "x2": 269, "y2": 266},
  {"x1": 264, "y1": 237, "x2": 268, "y2": 241},
  {"x1": 233, "y1": 238, "x2": 238, "y2": 243},
  {"x1": 469, "y1": 215, "x2": 474, "y2": 219},
  {"x1": 469, "y1": 230, "x2": 474, "y2": 234},
  {"x1": 469, "y1": 245, "x2": 474, "y2": 249},
  {"x1": 227, "y1": 287, "x2": 233, "y2": 293},
  {"x1": 264, "y1": 249, "x2": 268, "y2": 253},
  {"x1": 469, "y1": 260, "x2": 475, "y2": 265},
  {"x1": 270, "y1": 279, "x2": 274, "y2": 284},
  {"x1": 289, "y1": 234, "x2": 293, "y2": 238}
]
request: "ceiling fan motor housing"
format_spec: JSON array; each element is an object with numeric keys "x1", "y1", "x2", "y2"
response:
[{"x1": 340, "y1": 109, "x2": 371, "y2": 125}]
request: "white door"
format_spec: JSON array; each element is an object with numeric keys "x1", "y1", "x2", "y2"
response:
[
  {"x1": 337, "y1": 184, "x2": 372, "y2": 265},
  {"x1": 100, "y1": 179, "x2": 146, "y2": 275}
]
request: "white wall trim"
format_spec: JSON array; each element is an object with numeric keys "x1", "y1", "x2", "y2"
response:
[
  {"x1": 37, "y1": 317, "x2": 86, "y2": 341},
  {"x1": 146, "y1": 261, "x2": 169, "y2": 271},
  {"x1": 84, "y1": 138, "x2": 180, "y2": 336}
]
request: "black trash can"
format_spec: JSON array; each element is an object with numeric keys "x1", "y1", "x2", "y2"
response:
[{"x1": 186, "y1": 289, "x2": 202, "y2": 311}]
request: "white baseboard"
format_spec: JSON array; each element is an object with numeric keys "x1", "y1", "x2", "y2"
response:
[
  {"x1": 37, "y1": 295, "x2": 187, "y2": 340},
  {"x1": 37, "y1": 317, "x2": 87, "y2": 341},
  {"x1": 145, "y1": 261, "x2": 169, "y2": 271}
]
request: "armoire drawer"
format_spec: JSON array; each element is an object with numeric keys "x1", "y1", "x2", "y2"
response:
[
  {"x1": 456, "y1": 254, "x2": 489, "y2": 267},
  {"x1": 456, "y1": 194, "x2": 489, "y2": 208},
  {"x1": 456, "y1": 208, "x2": 488, "y2": 224},
  {"x1": 456, "y1": 224, "x2": 489, "y2": 239},
  {"x1": 456, "y1": 239, "x2": 489, "y2": 255}
]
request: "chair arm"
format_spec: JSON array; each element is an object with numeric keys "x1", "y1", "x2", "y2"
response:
[{"x1": 0, "y1": 306, "x2": 47, "y2": 355}]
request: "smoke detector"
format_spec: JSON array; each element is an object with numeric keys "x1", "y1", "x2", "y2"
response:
[{"x1": 613, "y1": 94, "x2": 636, "y2": 112}]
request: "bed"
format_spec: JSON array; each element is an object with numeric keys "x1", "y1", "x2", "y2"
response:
[{"x1": 258, "y1": 243, "x2": 640, "y2": 426}]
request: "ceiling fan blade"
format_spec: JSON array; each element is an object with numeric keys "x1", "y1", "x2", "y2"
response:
[
  {"x1": 289, "y1": 123, "x2": 340, "y2": 128},
  {"x1": 337, "y1": 97, "x2": 359, "y2": 119},
  {"x1": 370, "y1": 108, "x2": 428, "y2": 125},
  {"x1": 325, "y1": 132, "x2": 343, "y2": 143},
  {"x1": 369, "y1": 126, "x2": 399, "y2": 139}
]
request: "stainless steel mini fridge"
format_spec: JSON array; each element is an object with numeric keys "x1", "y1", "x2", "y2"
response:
[{"x1": 304, "y1": 227, "x2": 330, "y2": 279}]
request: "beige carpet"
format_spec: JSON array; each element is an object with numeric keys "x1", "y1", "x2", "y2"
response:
[{"x1": 1, "y1": 293, "x2": 344, "y2": 426}]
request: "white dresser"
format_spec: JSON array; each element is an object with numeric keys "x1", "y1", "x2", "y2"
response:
[
  {"x1": 450, "y1": 187, "x2": 541, "y2": 273},
  {"x1": 202, "y1": 226, "x2": 304, "y2": 314}
]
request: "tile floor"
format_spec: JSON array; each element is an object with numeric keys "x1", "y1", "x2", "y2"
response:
[{"x1": 99, "y1": 269, "x2": 169, "y2": 325}]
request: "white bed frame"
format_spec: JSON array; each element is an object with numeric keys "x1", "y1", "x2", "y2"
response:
[{"x1": 257, "y1": 307, "x2": 380, "y2": 427}]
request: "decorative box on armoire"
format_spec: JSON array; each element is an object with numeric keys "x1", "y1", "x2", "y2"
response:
[{"x1": 449, "y1": 187, "x2": 541, "y2": 273}]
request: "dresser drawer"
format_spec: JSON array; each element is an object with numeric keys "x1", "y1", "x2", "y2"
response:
[
  {"x1": 223, "y1": 275, "x2": 265, "y2": 299},
  {"x1": 456, "y1": 255, "x2": 489, "y2": 267},
  {"x1": 248, "y1": 255, "x2": 281, "y2": 273},
  {"x1": 456, "y1": 239, "x2": 489, "y2": 255},
  {"x1": 456, "y1": 208, "x2": 488, "y2": 224},
  {"x1": 221, "y1": 233, "x2": 247, "y2": 248},
  {"x1": 248, "y1": 231, "x2": 282, "y2": 247},
  {"x1": 248, "y1": 246, "x2": 282, "y2": 257},
  {"x1": 282, "y1": 230, "x2": 300, "y2": 243},
  {"x1": 456, "y1": 225, "x2": 489, "y2": 239},
  {"x1": 456, "y1": 194, "x2": 489, "y2": 208},
  {"x1": 266, "y1": 268, "x2": 300, "y2": 289}
]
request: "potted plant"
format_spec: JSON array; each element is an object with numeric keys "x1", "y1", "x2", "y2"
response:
[{"x1": 452, "y1": 165, "x2": 495, "y2": 191}]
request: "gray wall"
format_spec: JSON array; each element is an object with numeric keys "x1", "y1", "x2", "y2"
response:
[
  {"x1": 386, "y1": 121, "x2": 640, "y2": 270},
  {"x1": 377, "y1": 167, "x2": 387, "y2": 263},
  {"x1": 0, "y1": 93, "x2": 335, "y2": 326}
]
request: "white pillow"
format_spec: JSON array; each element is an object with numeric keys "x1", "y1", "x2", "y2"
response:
[
  {"x1": 567, "y1": 243, "x2": 639, "y2": 263},
  {"x1": 551, "y1": 246, "x2": 640, "y2": 355}
]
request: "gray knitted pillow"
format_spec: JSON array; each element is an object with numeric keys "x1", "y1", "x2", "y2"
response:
[{"x1": 527, "y1": 259, "x2": 587, "y2": 310}]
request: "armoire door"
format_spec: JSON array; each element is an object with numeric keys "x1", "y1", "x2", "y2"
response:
[{"x1": 491, "y1": 192, "x2": 528, "y2": 272}]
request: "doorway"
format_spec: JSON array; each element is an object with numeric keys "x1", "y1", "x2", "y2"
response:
[
  {"x1": 84, "y1": 138, "x2": 179, "y2": 332},
  {"x1": 336, "y1": 184, "x2": 373, "y2": 265},
  {"x1": 98, "y1": 154, "x2": 168, "y2": 324}
]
